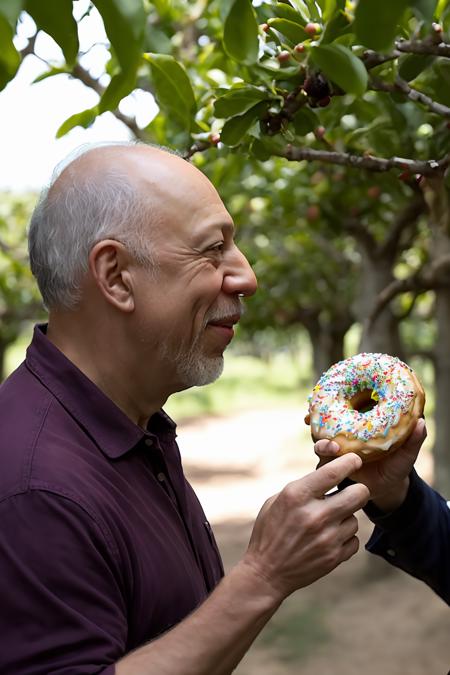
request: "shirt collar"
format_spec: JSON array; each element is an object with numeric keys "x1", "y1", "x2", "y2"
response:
[{"x1": 25, "y1": 324, "x2": 177, "y2": 459}]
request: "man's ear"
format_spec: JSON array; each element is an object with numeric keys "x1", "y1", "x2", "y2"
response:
[{"x1": 88, "y1": 239, "x2": 135, "y2": 312}]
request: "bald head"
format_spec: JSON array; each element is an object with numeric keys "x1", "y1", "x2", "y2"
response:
[
  {"x1": 54, "y1": 144, "x2": 219, "y2": 213},
  {"x1": 29, "y1": 143, "x2": 223, "y2": 311}
]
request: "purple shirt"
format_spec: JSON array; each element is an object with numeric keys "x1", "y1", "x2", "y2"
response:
[{"x1": 0, "y1": 325, "x2": 224, "y2": 674}]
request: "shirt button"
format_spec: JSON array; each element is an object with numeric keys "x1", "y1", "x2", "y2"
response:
[
  {"x1": 156, "y1": 472, "x2": 166, "y2": 482},
  {"x1": 386, "y1": 548, "x2": 396, "y2": 557},
  {"x1": 144, "y1": 438, "x2": 153, "y2": 447}
]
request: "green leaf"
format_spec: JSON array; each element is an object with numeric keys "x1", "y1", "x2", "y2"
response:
[
  {"x1": 250, "y1": 138, "x2": 272, "y2": 161},
  {"x1": 24, "y1": 0, "x2": 79, "y2": 66},
  {"x1": 398, "y1": 54, "x2": 434, "y2": 82},
  {"x1": 292, "y1": 107, "x2": 318, "y2": 135},
  {"x1": 310, "y1": 44, "x2": 367, "y2": 95},
  {"x1": 273, "y1": 3, "x2": 306, "y2": 26},
  {"x1": 214, "y1": 86, "x2": 270, "y2": 118},
  {"x1": 268, "y1": 18, "x2": 307, "y2": 44},
  {"x1": 32, "y1": 66, "x2": 71, "y2": 83},
  {"x1": 223, "y1": 0, "x2": 259, "y2": 65},
  {"x1": 92, "y1": 0, "x2": 145, "y2": 71},
  {"x1": 99, "y1": 70, "x2": 136, "y2": 113},
  {"x1": 56, "y1": 106, "x2": 99, "y2": 138},
  {"x1": 144, "y1": 25, "x2": 173, "y2": 55},
  {"x1": 411, "y1": 0, "x2": 438, "y2": 21},
  {"x1": 145, "y1": 53, "x2": 196, "y2": 130},
  {"x1": 320, "y1": 0, "x2": 337, "y2": 22},
  {"x1": 0, "y1": 14, "x2": 20, "y2": 91},
  {"x1": 354, "y1": 0, "x2": 410, "y2": 52},
  {"x1": 256, "y1": 63, "x2": 303, "y2": 81},
  {"x1": 0, "y1": 0, "x2": 22, "y2": 28},
  {"x1": 320, "y1": 7, "x2": 351, "y2": 44},
  {"x1": 301, "y1": 0, "x2": 320, "y2": 21},
  {"x1": 221, "y1": 103, "x2": 265, "y2": 146}
]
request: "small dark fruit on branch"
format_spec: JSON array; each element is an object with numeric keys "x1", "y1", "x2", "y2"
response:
[
  {"x1": 315, "y1": 125, "x2": 326, "y2": 139},
  {"x1": 294, "y1": 43, "x2": 305, "y2": 53},
  {"x1": 306, "y1": 204, "x2": 320, "y2": 222},
  {"x1": 318, "y1": 96, "x2": 331, "y2": 107},
  {"x1": 399, "y1": 171, "x2": 411, "y2": 182},
  {"x1": 303, "y1": 73, "x2": 330, "y2": 100},
  {"x1": 208, "y1": 133, "x2": 221, "y2": 145},
  {"x1": 367, "y1": 186, "x2": 381, "y2": 198},
  {"x1": 277, "y1": 50, "x2": 291, "y2": 63},
  {"x1": 304, "y1": 22, "x2": 320, "y2": 36}
]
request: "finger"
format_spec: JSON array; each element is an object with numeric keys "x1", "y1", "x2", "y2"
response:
[
  {"x1": 404, "y1": 418, "x2": 427, "y2": 455},
  {"x1": 338, "y1": 514, "x2": 359, "y2": 543},
  {"x1": 314, "y1": 439, "x2": 340, "y2": 458},
  {"x1": 326, "y1": 482, "x2": 370, "y2": 517},
  {"x1": 301, "y1": 453, "x2": 363, "y2": 498},
  {"x1": 340, "y1": 535, "x2": 360, "y2": 562}
]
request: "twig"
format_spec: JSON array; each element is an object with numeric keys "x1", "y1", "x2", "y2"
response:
[
  {"x1": 370, "y1": 76, "x2": 450, "y2": 118},
  {"x1": 369, "y1": 253, "x2": 450, "y2": 323},
  {"x1": 395, "y1": 39, "x2": 450, "y2": 57},
  {"x1": 278, "y1": 145, "x2": 450, "y2": 177},
  {"x1": 182, "y1": 140, "x2": 212, "y2": 159},
  {"x1": 379, "y1": 195, "x2": 426, "y2": 259}
]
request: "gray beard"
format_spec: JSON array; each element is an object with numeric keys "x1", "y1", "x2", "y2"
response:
[
  {"x1": 174, "y1": 347, "x2": 224, "y2": 387},
  {"x1": 162, "y1": 298, "x2": 243, "y2": 388}
]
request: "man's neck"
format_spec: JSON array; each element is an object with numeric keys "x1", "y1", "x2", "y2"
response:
[{"x1": 46, "y1": 313, "x2": 169, "y2": 428}]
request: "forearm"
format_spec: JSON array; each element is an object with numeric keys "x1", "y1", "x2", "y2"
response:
[
  {"x1": 366, "y1": 470, "x2": 450, "y2": 603},
  {"x1": 116, "y1": 561, "x2": 282, "y2": 675}
]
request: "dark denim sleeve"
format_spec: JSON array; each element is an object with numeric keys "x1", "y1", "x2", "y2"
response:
[
  {"x1": 365, "y1": 469, "x2": 450, "y2": 605},
  {"x1": 0, "y1": 490, "x2": 126, "y2": 673}
]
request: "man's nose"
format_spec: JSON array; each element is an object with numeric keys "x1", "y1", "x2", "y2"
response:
[{"x1": 222, "y1": 246, "x2": 258, "y2": 297}]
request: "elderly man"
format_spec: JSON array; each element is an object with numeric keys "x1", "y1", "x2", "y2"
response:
[{"x1": 0, "y1": 143, "x2": 371, "y2": 674}]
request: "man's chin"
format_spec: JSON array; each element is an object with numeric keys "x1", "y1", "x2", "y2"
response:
[{"x1": 177, "y1": 355, "x2": 224, "y2": 388}]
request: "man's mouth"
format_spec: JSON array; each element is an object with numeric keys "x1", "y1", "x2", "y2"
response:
[
  {"x1": 207, "y1": 313, "x2": 241, "y2": 329},
  {"x1": 206, "y1": 314, "x2": 241, "y2": 343}
]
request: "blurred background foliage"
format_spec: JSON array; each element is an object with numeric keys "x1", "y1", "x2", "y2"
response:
[{"x1": 1, "y1": 0, "x2": 450, "y2": 489}]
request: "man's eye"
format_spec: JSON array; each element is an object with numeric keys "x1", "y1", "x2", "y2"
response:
[{"x1": 208, "y1": 242, "x2": 224, "y2": 253}]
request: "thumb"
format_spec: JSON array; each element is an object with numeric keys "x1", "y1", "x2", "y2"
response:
[{"x1": 402, "y1": 418, "x2": 427, "y2": 461}]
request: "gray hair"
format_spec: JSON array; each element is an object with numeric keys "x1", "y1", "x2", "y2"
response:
[{"x1": 28, "y1": 142, "x2": 173, "y2": 310}]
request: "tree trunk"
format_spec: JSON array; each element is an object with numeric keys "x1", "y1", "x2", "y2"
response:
[
  {"x1": 354, "y1": 250, "x2": 405, "y2": 358},
  {"x1": 423, "y1": 177, "x2": 450, "y2": 494},
  {"x1": 432, "y1": 288, "x2": 450, "y2": 495},
  {"x1": 307, "y1": 322, "x2": 349, "y2": 382}
]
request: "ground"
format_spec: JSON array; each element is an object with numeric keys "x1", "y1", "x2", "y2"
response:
[{"x1": 177, "y1": 407, "x2": 450, "y2": 675}]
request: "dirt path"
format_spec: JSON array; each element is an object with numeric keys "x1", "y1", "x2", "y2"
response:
[{"x1": 177, "y1": 408, "x2": 450, "y2": 675}]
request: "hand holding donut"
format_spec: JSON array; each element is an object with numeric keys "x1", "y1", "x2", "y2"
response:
[
  {"x1": 306, "y1": 352, "x2": 427, "y2": 514},
  {"x1": 314, "y1": 419, "x2": 427, "y2": 513}
]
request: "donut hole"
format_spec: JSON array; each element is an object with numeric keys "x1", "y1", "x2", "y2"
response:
[{"x1": 350, "y1": 388, "x2": 378, "y2": 414}]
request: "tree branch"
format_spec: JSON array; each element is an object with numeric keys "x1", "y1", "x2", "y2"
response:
[
  {"x1": 343, "y1": 217, "x2": 377, "y2": 251},
  {"x1": 370, "y1": 76, "x2": 450, "y2": 118},
  {"x1": 277, "y1": 145, "x2": 450, "y2": 177},
  {"x1": 369, "y1": 253, "x2": 450, "y2": 324},
  {"x1": 70, "y1": 64, "x2": 149, "y2": 140},
  {"x1": 379, "y1": 195, "x2": 426, "y2": 259},
  {"x1": 395, "y1": 38, "x2": 450, "y2": 57}
]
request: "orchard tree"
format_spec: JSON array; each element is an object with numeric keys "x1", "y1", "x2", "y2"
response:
[
  {"x1": 0, "y1": 194, "x2": 44, "y2": 379},
  {"x1": 3, "y1": 0, "x2": 450, "y2": 489}
]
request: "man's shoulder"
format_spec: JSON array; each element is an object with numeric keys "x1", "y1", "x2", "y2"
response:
[
  {"x1": 0, "y1": 363, "x2": 52, "y2": 496},
  {"x1": 0, "y1": 362, "x2": 94, "y2": 501}
]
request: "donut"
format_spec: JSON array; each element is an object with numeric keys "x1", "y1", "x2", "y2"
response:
[{"x1": 305, "y1": 353, "x2": 425, "y2": 462}]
